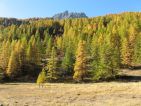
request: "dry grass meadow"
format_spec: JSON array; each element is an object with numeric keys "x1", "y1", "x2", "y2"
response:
[
  {"x1": 0, "y1": 82, "x2": 141, "y2": 106},
  {"x1": 0, "y1": 69, "x2": 141, "y2": 106}
]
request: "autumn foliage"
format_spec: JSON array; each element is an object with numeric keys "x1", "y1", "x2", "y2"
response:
[{"x1": 0, "y1": 12, "x2": 140, "y2": 82}]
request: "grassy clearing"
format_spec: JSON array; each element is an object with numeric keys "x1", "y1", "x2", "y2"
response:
[{"x1": 0, "y1": 82, "x2": 141, "y2": 106}]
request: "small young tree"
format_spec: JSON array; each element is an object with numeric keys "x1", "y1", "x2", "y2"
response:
[
  {"x1": 73, "y1": 40, "x2": 87, "y2": 82},
  {"x1": 37, "y1": 69, "x2": 46, "y2": 88}
]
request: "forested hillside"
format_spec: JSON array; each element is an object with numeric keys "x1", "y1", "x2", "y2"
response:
[{"x1": 0, "y1": 12, "x2": 141, "y2": 82}]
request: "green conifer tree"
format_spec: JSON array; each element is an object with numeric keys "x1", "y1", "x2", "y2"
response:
[
  {"x1": 62, "y1": 46, "x2": 74, "y2": 77},
  {"x1": 46, "y1": 47, "x2": 59, "y2": 82}
]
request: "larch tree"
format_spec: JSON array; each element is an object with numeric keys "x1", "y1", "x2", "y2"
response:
[
  {"x1": 46, "y1": 47, "x2": 59, "y2": 82},
  {"x1": 37, "y1": 68, "x2": 46, "y2": 88},
  {"x1": 27, "y1": 36, "x2": 40, "y2": 65},
  {"x1": 121, "y1": 38, "x2": 130, "y2": 67},
  {"x1": 133, "y1": 33, "x2": 141, "y2": 64},
  {"x1": 62, "y1": 46, "x2": 74, "y2": 77},
  {"x1": 46, "y1": 37, "x2": 53, "y2": 57},
  {"x1": 73, "y1": 40, "x2": 87, "y2": 82},
  {"x1": 0, "y1": 41, "x2": 11, "y2": 72},
  {"x1": 127, "y1": 25, "x2": 137, "y2": 67},
  {"x1": 6, "y1": 50, "x2": 20, "y2": 77},
  {"x1": 121, "y1": 25, "x2": 137, "y2": 67},
  {"x1": 6, "y1": 41, "x2": 23, "y2": 78}
]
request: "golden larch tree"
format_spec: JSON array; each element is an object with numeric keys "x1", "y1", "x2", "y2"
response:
[{"x1": 73, "y1": 40, "x2": 87, "y2": 82}]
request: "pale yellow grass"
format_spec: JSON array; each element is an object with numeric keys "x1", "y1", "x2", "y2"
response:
[{"x1": 0, "y1": 82, "x2": 141, "y2": 106}]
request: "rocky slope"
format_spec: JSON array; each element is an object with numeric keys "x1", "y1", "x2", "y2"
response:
[{"x1": 53, "y1": 11, "x2": 88, "y2": 20}]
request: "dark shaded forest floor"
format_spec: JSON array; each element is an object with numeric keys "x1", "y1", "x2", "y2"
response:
[
  {"x1": 117, "y1": 69, "x2": 141, "y2": 82},
  {"x1": 0, "y1": 69, "x2": 141, "y2": 106}
]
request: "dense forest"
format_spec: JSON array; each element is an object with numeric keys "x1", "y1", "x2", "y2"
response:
[{"x1": 0, "y1": 12, "x2": 141, "y2": 82}]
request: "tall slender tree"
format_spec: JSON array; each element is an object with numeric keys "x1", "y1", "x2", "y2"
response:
[
  {"x1": 46, "y1": 47, "x2": 59, "y2": 81},
  {"x1": 73, "y1": 40, "x2": 87, "y2": 82},
  {"x1": 6, "y1": 50, "x2": 20, "y2": 77},
  {"x1": 62, "y1": 46, "x2": 74, "y2": 76}
]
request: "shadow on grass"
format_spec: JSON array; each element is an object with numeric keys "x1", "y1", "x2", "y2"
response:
[
  {"x1": 0, "y1": 82, "x2": 35, "y2": 85},
  {"x1": 0, "y1": 80, "x2": 35, "y2": 85},
  {"x1": 53, "y1": 76, "x2": 141, "y2": 84},
  {"x1": 114, "y1": 75, "x2": 141, "y2": 82}
]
